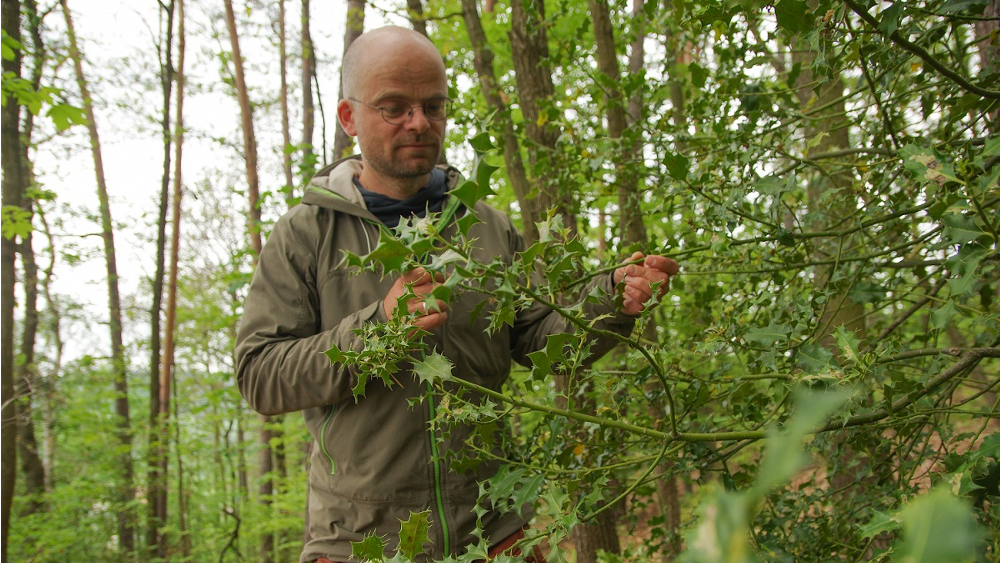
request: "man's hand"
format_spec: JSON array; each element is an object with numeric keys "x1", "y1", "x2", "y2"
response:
[
  {"x1": 613, "y1": 251, "x2": 680, "y2": 316},
  {"x1": 383, "y1": 267, "x2": 450, "y2": 331}
]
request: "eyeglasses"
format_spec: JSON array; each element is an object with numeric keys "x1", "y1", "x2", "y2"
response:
[{"x1": 349, "y1": 97, "x2": 452, "y2": 125}]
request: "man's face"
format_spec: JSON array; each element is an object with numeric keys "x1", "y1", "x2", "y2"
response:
[{"x1": 340, "y1": 45, "x2": 448, "y2": 188}]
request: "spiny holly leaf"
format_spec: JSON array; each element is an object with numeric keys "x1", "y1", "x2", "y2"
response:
[
  {"x1": 860, "y1": 510, "x2": 899, "y2": 541},
  {"x1": 941, "y1": 213, "x2": 989, "y2": 245},
  {"x1": 774, "y1": 0, "x2": 812, "y2": 36},
  {"x1": 450, "y1": 179, "x2": 494, "y2": 211},
  {"x1": 833, "y1": 327, "x2": 863, "y2": 366},
  {"x1": 745, "y1": 322, "x2": 791, "y2": 346},
  {"x1": 397, "y1": 510, "x2": 432, "y2": 562},
  {"x1": 413, "y1": 352, "x2": 454, "y2": 385},
  {"x1": 896, "y1": 487, "x2": 984, "y2": 563},
  {"x1": 468, "y1": 131, "x2": 497, "y2": 154},
  {"x1": 352, "y1": 531, "x2": 387, "y2": 563},
  {"x1": 796, "y1": 342, "x2": 837, "y2": 374}
]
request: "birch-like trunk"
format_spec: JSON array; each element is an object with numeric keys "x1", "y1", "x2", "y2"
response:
[{"x1": 61, "y1": 0, "x2": 137, "y2": 554}]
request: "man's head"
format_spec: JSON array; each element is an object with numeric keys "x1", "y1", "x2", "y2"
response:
[{"x1": 337, "y1": 26, "x2": 449, "y2": 199}]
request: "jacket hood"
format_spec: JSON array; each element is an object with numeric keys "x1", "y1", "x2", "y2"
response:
[
  {"x1": 302, "y1": 157, "x2": 374, "y2": 220},
  {"x1": 302, "y1": 155, "x2": 463, "y2": 221}
]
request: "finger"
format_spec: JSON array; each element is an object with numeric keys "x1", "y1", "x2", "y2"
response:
[{"x1": 643, "y1": 255, "x2": 680, "y2": 276}]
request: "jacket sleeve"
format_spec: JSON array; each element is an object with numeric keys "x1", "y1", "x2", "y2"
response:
[
  {"x1": 505, "y1": 218, "x2": 637, "y2": 367},
  {"x1": 234, "y1": 211, "x2": 384, "y2": 415}
]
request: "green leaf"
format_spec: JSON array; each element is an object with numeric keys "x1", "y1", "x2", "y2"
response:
[
  {"x1": 468, "y1": 131, "x2": 497, "y2": 154},
  {"x1": 896, "y1": 487, "x2": 984, "y2": 563},
  {"x1": 774, "y1": 0, "x2": 812, "y2": 35},
  {"x1": 755, "y1": 175, "x2": 785, "y2": 195},
  {"x1": 940, "y1": 0, "x2": 988, "y2": 14},
  {"x1": 352, "y1": 531, "x2": 387, "y2": 563},
  {"x1": 745, "y1": 322, "x2": 791, "y2": 346},
  {"x1": 930, "y1": 300, "x2": 959, "y2": 330},
  {"x1": 878, "y1": 3, "x2": 904, "y2": 35},
  {"x1": 797, "y1": 343, "x2": 837, "y2": 373},
  {"x1": 751, "y1": 389, "x2": 849, "y2": 496},
  {"x1": 941, "y1": 213, "x2": 989, "y2": 245},
  {"x1": 1, "y1": 205, "x2": 33, "y2": 240},
  {"x1": 46, "y1": 103, "x2": 86, "y2": 131},
  {"x1": 450, "y1": 179, "x2": 496, "y2": 211},
  {"x1": 413, "y1": 352, "x2": 454, "y2": 385},
  {"x1": 397, "y1": 510, "x2": 432, "y2": 561},
  {"x1": 859, "y1": 510, "x2": 900, "y2": 541},
  {"x1": 833, "y1": 327, "x2": 863, "y2": 365},
  {"x1": 663, "y1": 152, "x2": 689, "y2": 181}
]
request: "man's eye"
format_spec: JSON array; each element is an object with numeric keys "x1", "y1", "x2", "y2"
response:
[
  {"x1": 380, "y1": 103, "x2": 408, "y2": 118},
  {"x1": 424, "y1": 102, "x2": 445, "y2": 116}
]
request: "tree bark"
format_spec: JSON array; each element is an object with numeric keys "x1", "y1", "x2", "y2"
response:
[
  {"x1": 301, "y1": 0, "x2": 317, "y2": 175},
  {"x1": 1, "y1": 2, "x2": 24, "y2": 553},
  {"x1": 148, "y1": 0, "x2": 174, "y2": 556},
  {"x1": 333, "y1": 0, "x2": 365, "y2": 159},
  {"x1": 279, "y1": 0, "x2": 294, "y2": 205},
  {"x1": 15, "y1": 0, "x2": 46, "y2": 518},
  {"x1": 61, "y1": 0, "x2": 137, "y2": 554},
  {"x1": 460, "y1": 0, "x2": 539, "y2": 242},
  {"x1": 509, "y1": 0, "x2": 575, "y2": 235},
  {"x1": 222, "y1": 2, "x2": 275, "y2": 560},
  {"x1": 976, "y1": 0, "x2": 999, "y2": 132}
]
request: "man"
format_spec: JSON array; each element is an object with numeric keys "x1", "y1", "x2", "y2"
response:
[{"x1": 234, "y1": 26, "x2": 679, "y2": 563}]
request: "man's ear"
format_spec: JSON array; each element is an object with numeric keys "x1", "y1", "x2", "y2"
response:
[{"x1": 337, "y1": 99, "x2": 358, "y2": 136}]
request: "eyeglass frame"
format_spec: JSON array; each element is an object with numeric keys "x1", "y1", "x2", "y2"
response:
[{"x1": 348, "y1": 97, "x2": 452, "y2": 125}]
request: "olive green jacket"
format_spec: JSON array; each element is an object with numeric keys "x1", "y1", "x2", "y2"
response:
[{"x1": 234, "y1": 157, "x2": 636, "y2": 563}]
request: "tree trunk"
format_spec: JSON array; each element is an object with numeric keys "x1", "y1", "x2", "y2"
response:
[
  {"x1": 36, "y1": 209, "x2": 61, "y2": 494},
  {"x1": 508, "y1": 0, "x2": 575, "y2": 235},
  {"x1": 301, "y1": 0, "x2": 316, "y2": 174},
  {"x1": 221, "y1": 2, "x2": 275, "y2": 560},
  {"x1": 406, "y1": 0, "x2": 426, "y2": 36},
  {"x1": 148, "y1": 0, "x2": 174, "y2": 556},
  {"x1": 278, "y1": 0, "x2": 294, "y2": 205},
  {"x1": 14, "y1": 0, "x2": 46, "y2": 517},
  {"x1": 976, "y1": 0, "x2": 999, "y2": 132},
  {"x1": 17, "y1": 226, "x2": 45, "y2": 515},
  {"x1": 61, "y1": 0, "x2": 137, "y2": 554},
  {"x1": 1, "y1": 0, "x2": 23, "y2": 553},
  {"x1": 460, "y1": 0, "x2": 539, "y2": 242},
  {"x1": 333, "y1": 0, "x2": 364, "y2": 159}
]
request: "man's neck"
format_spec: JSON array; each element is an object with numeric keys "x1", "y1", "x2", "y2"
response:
[{"x1": 356, "y1": 167, "x2": 431, "y2": 201}]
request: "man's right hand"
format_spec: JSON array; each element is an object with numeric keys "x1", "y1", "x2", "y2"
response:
[{"x1": 383, "y1": 267, "x2": 450, "y2": 331}]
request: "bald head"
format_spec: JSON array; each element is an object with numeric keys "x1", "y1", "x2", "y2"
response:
[{"x1": 341, "y1": 26, "x2": 446, "y2": 101}]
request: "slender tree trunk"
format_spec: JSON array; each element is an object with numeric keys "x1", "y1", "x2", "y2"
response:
[
  {"x1": 1, "y1": 0, "x2": 24, "y2": 555},
  {"x1": 15, "y1": 0, "x2": 46, "y2": 517},
  {"x1": 36, "y1": 208, "x2": 61, "y2": 493},
  {"x1": 155, "y1": 0, "x2": 184, "y2": 557},
  {"x1": 460, "y1": 0, "x2": 539, "y2": 242},
  {"x1": 221, "y1": 2, "x2": 275, "y2": 561},
  {"x1": 149, "y1": 0, "x2": 174, "y2": 556},
  {"x1": 301, "y1": 0, "x2": 317, "y2": 175},
  {"x1": 333, "y1": 0, "x2": 364, "y2": 159},
  {"x1": 17, "y1": 226, "x2": 45, "y2": 515},
  {"x1": 509, "y1": 0, "x2": 576, "y2": 235},
  {"x1": 61, "y1": 0, "x2": 137, "y2": 555},
  {"x1": 279, "y1": 0, "x2": 294, "y2": 205}
]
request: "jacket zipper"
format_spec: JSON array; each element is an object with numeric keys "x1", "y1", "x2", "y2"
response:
[
  {"x1": 427, "y1": 382, "x2": 451, "y2": 555},
  {"x1": 321, "y1": 405, "x2": 337, "y2": 474}
]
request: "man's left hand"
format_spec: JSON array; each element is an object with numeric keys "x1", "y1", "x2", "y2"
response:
[{"x1": 613, "y1": 251, "x2": 680, "y2": 316}]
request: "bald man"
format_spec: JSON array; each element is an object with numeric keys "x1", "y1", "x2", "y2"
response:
[{"x1": 235, "y1": 26, "x2": 679, "y2": 563}]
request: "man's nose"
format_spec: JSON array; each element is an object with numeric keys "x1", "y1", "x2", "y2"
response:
[{"x1": 402, "y1": 107, "x2": 431, "y2": 131}]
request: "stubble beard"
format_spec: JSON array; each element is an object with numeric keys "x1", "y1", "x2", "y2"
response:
[{"x1": 364, "y1": 133, "x2": 443, "y2": 180}]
